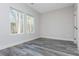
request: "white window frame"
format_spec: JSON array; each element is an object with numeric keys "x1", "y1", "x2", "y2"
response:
[
  {"x1": 26, "y1": 15, "x2": 35, "y2": 34},
  {"x1": 9, "y1": 7, "x2": 35, "y2": 35},
  {"x1": 9, "y1": 7, "x2": 24, "y2": 35}
]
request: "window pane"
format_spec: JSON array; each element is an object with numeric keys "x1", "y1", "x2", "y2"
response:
[
  {"x1": 9, "y1": 8, "x2": 24, "y2": 34},
  {"x1": 10, "y1": 8, "x2": 18, "y2": 34},
  {"x1": 26, "y1": 15, "x2": 34, "y2": 33}
]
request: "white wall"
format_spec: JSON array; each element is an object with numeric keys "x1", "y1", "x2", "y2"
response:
[
  {"x1": 0, "y1": 3, "x2": 75, "y2": 50},
  {"x1": 40, "y1": 6, "x2": 74, "y2": 41},
  {"x1": 0, "y1": 3, "x2": 40, "y2": 50}
]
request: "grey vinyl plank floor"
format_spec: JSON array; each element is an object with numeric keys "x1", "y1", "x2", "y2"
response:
[{"x1": 0, "y1": 38, "x2": 78, "y2": 56}]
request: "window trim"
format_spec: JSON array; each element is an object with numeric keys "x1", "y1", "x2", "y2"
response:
[
  {"x1": 26, "y1": 15, "x2": 35, "y2": 34},
  {"x1": 9, "y1": 7, "x2": 25, "y2": 35},
  {"x1": 9, "y1": 7, "x2": 35, "y2": 35}
]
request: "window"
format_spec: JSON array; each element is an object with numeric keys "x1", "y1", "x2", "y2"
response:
[
  {"x1": 26, "y1": 15, "x2": 35, "y2": 33},
  {"x1": 9, "y1": 8, "x2": 24, "y2": 34},
  {"x1": 9, "y1": 7, "x2": 35, "y2": 34}
]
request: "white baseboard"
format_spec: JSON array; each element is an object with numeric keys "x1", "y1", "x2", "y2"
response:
[
  {"x1": 0, "y1": 36, "x2": 74, "y2": 50},
  {"x1": 40, "y1": 36, "x2": 74, "y2": 42},
  {"x1": 0, "y1": 37, "x2": 39, "y2": 50}
]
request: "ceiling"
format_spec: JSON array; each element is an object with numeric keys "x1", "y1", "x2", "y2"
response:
[{"x1": 27, "y1": 3, "x2": 74, "y2": 14}]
